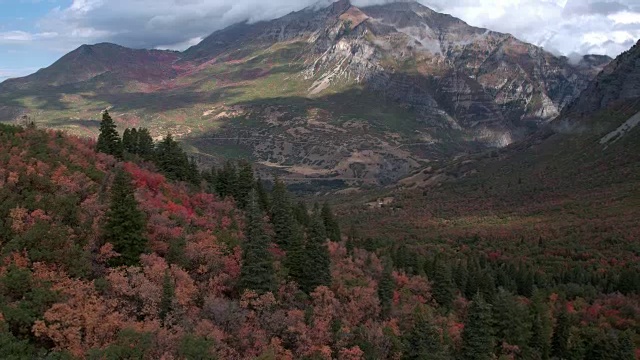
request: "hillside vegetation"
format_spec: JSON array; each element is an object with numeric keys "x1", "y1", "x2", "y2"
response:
[{"x1": 1, "y1": 102, "x2": 639, "y2": 358}]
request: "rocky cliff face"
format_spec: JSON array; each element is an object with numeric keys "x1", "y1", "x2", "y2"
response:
[
  {"x1": 563, "y1": 40, "x2": 640, "y2": 116},
  {"x1": 0, "y1": 0, "x2": 613, "y2": 186}
]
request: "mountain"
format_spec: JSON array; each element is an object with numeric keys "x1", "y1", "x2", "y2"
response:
[
  {"x1": 1, "y1": 43, "x2": 181, "y2": 90},
  {"x1": 350, "y1": 35, "x2": 640, "y2": 251},
  {"x1": 0, "y1": 0, "x2": 611, "y2": 185},
  {"x1": 562, "y1": 40, "x2": 640, "y2": 117}
]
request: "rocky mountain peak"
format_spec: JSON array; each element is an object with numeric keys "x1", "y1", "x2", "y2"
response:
[
  {"x1": 563, "y1": 39, "x2": 640, "y2": 116},
  {"x1": 329, "y1": 0, "x2": 352, "y2": 15}
]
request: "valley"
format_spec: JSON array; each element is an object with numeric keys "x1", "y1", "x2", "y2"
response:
[{"x1": 0, "y1": 0, "x2": 611, "y2": 186}]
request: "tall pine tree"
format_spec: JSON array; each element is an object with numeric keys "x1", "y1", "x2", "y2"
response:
[
  {"x1": 551, "y1": 307, "x2": 571, "y2": 360},
  {"x1": 96, "y1": 110, "x2": 123, "y2": 159},
  {"x1": 255, "y1": 177, "x2": 271, "y2": 213},
  {"x1": 461, "y1": 293, "x2": 494, "y2": 360},
  {"x1": 215, "y1": 160, "x2": 237, "y2": 199},
  {"x1": 122, "y1": 128, "x2": 134, "y2": 153},
  {"x1": 402, "y1": 307, "x2": 448, "y2": 360},
  {"x1": 492, "y1": 288, "x2": 530, "y2": 354},
  {"x1": 235, "y1": 160, "x2": 255, "y2": 209},
  {"x1": 284, "y1": 223, "x2": 306, "y2": 287},
  {"x1": 321, "y1": 202, "x2": 341, "y2": 242},
  {"x1": 239, "y1": 191, "x2": 276, "y2": 294},
  {"x1": 137, "y1": 128, "x2": 155, "y2": 160},
  {"x1": 300, "y1": 210, "x2": 331, "y2": 293},
  {"x1": 104, "y1": 169, "x2": 147, "y2": 266},
  {"x1": 270, "y1": 178, "x2": 296, "y2": 250},
  {"x1": 293, "y1": 201, "x2": 310, "y2": 228},
  {"x1": 432, "y1": 260, "x2": 456, "y2": 310},
  {"x1": 378, "y1": 257, "x2": 395, "y2": 318},
  {"x1": 529, "y1": 292, "x2": 553, "y2": 360}
]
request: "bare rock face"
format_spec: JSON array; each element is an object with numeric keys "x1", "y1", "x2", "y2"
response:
[{"x1": 563, "y1": 40, "x2": 640, "y2": 116}]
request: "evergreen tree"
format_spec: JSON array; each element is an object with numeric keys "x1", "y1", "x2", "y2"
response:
[
  {"x1": 155, "y1": 134, "x2": 188, "y2": 182},
  {"x1": 402, "y1": 307, "x2": 448, "y2": 360},
  {"x1": 104, "y1": 169, "x2": 147, "y2": 266},
  {"x1": 96, "y1": 110, "x2": 123, "y2": 159},
  {"x1": 492, "y1": 288, "x2": 530, "y2": 354},
  {"x1": 321, "y1": 202, "x2": 341, "y2": 242},
  {"x1": 270, "y1": 178, "x2": 296, "y2": 250},
  {"x1": 235, "y1": 160, "x2": 255, "y2": 209},
  {"x1": 239, "y1": 191, "x2": 276, "y2": 294},
  {"x1": 215, "y1": 160, "x2": 237, "y2": 199},
  {"x1": 461, "y1": 293, "x2": 494, "y2": 360},
  {"x1": 284, "y1": 223, "x2": 306, "y2": 287},
  {"x1": 129, "y1": 128, "x2": 139, "y2": 153},
  {"x1": 551, "y1": 308, "x2": 571, "y2": 360},
  {"x1": 122, "y1": 128, "x2": 133, "y2": 153},
  {"x1": 136, "y1": 128, "x2": 155, "y2": 160},
  {"x1": 187, "y1": 157, "x2": 201, "y2": 185},
  {"x1": 452, "y1": 261, "x2": 468, "y2": 292},
  {"x1": 300, "y1": 211, "x2": 331, "y2": 293},
  {"x1": 255, "y1": 177, "x2": 271, "y2": 213},
  {"x1": 432, "y1": 260, "x2": 456, "y2": 309},
  {"x1": 159, "y1": 269, "x2": 174, "y2": 324},
  {"x1": 378, "y1": 257, "x2": 395, "y2": 318},
  {"x1": 345, "y1": 224, "x2": 358, "y2": 256},
  {"x1": 529, "y1": 293, "x2": 553, "y2": 360},
  {"x1": 203, "y1": 167, "x2": 217, "y2": 194},
  {"x1": 294, "y1": 201, "x2": 310, "y2": 228}
]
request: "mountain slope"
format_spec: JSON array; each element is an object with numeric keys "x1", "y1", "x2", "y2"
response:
[
  {"x1": 562, "y1": 40, "x2": 640, "y2": 117},
  {"x1": 347, "y1": 36, "x2": 640, "y2": 256},
  {"x1": 0, "y1": 0, "x2": 611, "y2": 185},
  {"x1": 1, "y1": 43, "x2": 182, "y2": 90}
]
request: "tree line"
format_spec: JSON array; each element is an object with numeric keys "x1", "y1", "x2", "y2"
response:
[{"x1": 96, "y1": 109, "x2": 341, "y2": 296}]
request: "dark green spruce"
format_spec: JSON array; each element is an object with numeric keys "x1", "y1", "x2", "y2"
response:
[
  {"x1": 461, "y1": 293, "x2": 494, "y2": 360},
  {"x1": 104, "y1": 169, "x2": 148, "y2": 266},
  {"x1": 300, "y1": 210, "x2": 331, "y2": 293},
  {"x1": 269, "y1": 178, "x2": 296, "y2": 250},
  {"x1": 402, "y1": 307, "x2": 448, "y2": 360},
  {"x1": 96, "y1": 110, "x2": 123, "y2": 159},
  {"x1": 321, "y1": 202, "x2": 341, "y2": 242},
  {"x1": 239, "y1": 191, "x2": 276, "y2": 294}
]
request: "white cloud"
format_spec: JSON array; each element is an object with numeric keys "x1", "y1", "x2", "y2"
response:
[
  {"x1": 609, "y1": 11, "x2": 640, "y2": 25},
  {"x1": 416, "y1": 0, "x2": 640, "y2": 57},
  {"x1": 0, "y1": 30, "x2": 58, "y2": 42}
]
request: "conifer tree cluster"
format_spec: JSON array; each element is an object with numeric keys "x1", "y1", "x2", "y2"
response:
[
  {"x1": 155, "y1": 134, "x2": 200, "y2": 184},
  {"x1": 122, "y1": 128, "x2": 154, "y2": 160},
  {"x1": 95, "y1": 110, "x2": 201, "y2": 186},
  {"x1": 210, "y1": 168, "x2": 341, "y2": 295},
  {"x1": 202, "y1": 160, "x2": 256, "y2": 209}
]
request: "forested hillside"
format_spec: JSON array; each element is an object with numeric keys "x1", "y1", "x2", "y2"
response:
[{"x1": 1, "y1": 107, "x2": 638, "y2": 359}]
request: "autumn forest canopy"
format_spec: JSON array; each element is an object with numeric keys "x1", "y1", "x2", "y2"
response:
[{"x1": 0, "y1": 96, "x2": 638, "y2": 360}]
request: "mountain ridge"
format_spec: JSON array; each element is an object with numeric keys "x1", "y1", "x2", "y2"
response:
[{"x1": 0, "y1": 0, "x2": 615, "y2": 185}]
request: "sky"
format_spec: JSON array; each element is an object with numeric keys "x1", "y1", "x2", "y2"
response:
[{"x1": 1, "y1": 0, "x2": 639, "y2": 82}]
